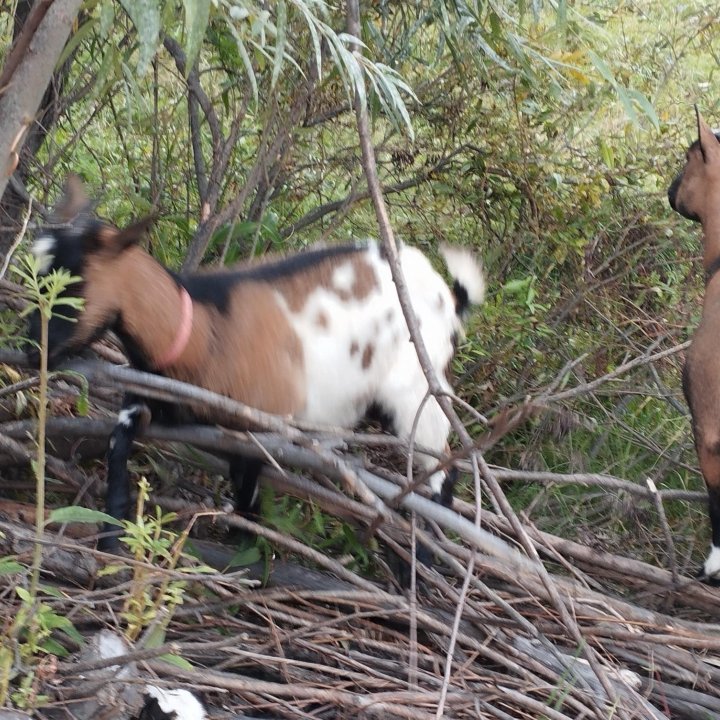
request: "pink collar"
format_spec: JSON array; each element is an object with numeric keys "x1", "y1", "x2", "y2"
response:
[{"x1": 155, "y1": 286, "x2": 193, "y2": 369}]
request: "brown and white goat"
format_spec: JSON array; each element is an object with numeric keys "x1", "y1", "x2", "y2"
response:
[
  {"x1": 28, "y1": 180, "x2": 485, "y2": 549},
  {"x1": 668, "y1": 109, "x2": 720, "y2": 580}
]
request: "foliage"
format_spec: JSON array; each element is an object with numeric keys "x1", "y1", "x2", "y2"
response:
[
  {"x1": 100, "y1": 476, "x2": 215, "y2": 644},
  {"x1": 0, "y1": 257, "x2": 85, "y2": 709}
]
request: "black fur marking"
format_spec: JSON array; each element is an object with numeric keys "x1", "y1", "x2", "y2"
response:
[
  {"x1": 100, "y1": 401, "x2": 150, "y2": 551},
  {"x1": 229, "y1": 456, "x2": 263, "y2": 515},
  {"x1": 432, "y1": 467, "x2": 458, "y2": 509},
  {"x1": 178, "y1": 243, "x2": 365, "y2": 314},
  {"x1": 709, "y1": 488, "x2": 720, "y2": 549},
  {"x1": 136, "y1": 696, "x2": 176, "y2": 720},
  {"x1": 453, "y1": 280, "x2": 470, "y2": 316},
  {"x1": 365, "y1": 401, "x2": 397, "y2": 434}
]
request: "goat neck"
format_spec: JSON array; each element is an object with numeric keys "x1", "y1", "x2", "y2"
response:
[
  {"x1": 106, "y1": 247, "x2": 198, "y2": 371},
  {"x1": 699, "y1": 187, "x2": 720, "y2": 284}
]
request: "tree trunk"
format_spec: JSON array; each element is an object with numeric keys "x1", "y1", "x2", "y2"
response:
[{"x1": 0, "y1": 0, "x2": 83, "y2": 262}]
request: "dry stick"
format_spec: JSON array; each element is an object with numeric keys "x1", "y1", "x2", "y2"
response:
[
  {"x1": 6, "y1": 412, "x2": 714, "y2": 619},
  {"x1": 146, "y1": 662, "x2": 439, "y2": 720},
  {"x1": 3, "y1": 414, "x2": 706, "y2": 506},
  {"x1": 541, "y1": 341, "x2": 690, "y2": 405},
  {"x1": 646, "y1": 477, "x2": 680, "y2": 584},
  {"x1": 2, "y1": 409, "x2": 706, "y2": 506},
  {"x1": 60, "y1": 359, "x2": 388, "y2": 517},
  {"x1": 343, "y1": 5, "x2": 623, "y2": 717},
  {"x1": 435, "y1": 456, "x2": 480, "y2": 718},
  {"x1": 0, "y1": 197, "x2": 31, "y2": 280},
  {"x1": 487, "y1": 467, "x2": 705, "y2": 503}
]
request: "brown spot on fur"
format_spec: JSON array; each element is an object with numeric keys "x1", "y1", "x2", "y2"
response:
[
  {"x1": 315, "y1": 311, "x2": 329, "y2": 329},
  {"x1": 362, "y1": 343, "x2": 374, "y2": 370},
  {"x1": 279, "y1": 253, "x2": 378, "y2": 312},
  {"x1": 350, "y1": 341, "x2": 359, "y2": 356}
]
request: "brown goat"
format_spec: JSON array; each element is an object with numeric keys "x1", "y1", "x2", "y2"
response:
[{"x1": 668, "y1": 108, "x2": 720, "y2": 579}]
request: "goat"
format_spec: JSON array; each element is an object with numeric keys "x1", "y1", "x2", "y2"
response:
[
  {"x1": 668, "y1": 108, "x2": 720, "y2": 580},
  {"x1": 28, "y1": 178, "x2": 485, "y2": 551}
]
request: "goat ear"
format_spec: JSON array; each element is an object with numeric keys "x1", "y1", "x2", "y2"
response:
[
  {"x1": 95, "y1": 215, "x2": 156, "y2": 255},
  {"x1": 54, "y1": 174, "x2": 90, "y2": 221},
  {"x1": 114, "y1": 215, "x2": 157, "y2": 249},
  {"x1": 696, "y1": 107, "x2": 720, "y2": 163}
]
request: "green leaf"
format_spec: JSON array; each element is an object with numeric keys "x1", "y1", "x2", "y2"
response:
[
  {"x1": 57, "y1": 18, "x2": 97, "y2": 69},
  {"x1": 226, "y1": 21, "x2": 258, "y2": 103},
  {"x1": 587, "y1": 49, "x2": 616, "y2": 86},
  {"x1": 119, "y1": 0, "x2": 161, "y2": 75},
  {"x1": 99, "y1": 0, "x2": 115, "y2": 38},
  {"x1": 182, "y1": 0, "x2": 211, "y2": 73},
  {"x1": 41, "y1": 637, "x2": 70, "y2": 657},
  {"x1": 76, "y1": 389, "x2": 89, "y2": 416},
  {"x1": 228, "y1": 546, "x2": 261, "y2": 566},
  {"x1": 502, "y1": 277, "x2": 532, "y2": 294},
  {"x1": 0, "y1": 558, "x2": 24, "y2": 575},
  {"x1": 158, "y1": 653, "x2": 194, "y2": 670},
  {"x1": 39, "y1": 584, "x2": 65, "y2": 599},
  {"x1": 626, "y1": 88, "x2": 660, "y2": 131},
  {"x1": 615, "y1": 84, "x2": 637, "y2": 124},
  {"x1": 48, "y1": 506, "x2": 122, "y2": 526}
]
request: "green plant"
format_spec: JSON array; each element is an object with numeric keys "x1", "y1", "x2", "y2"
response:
[
  {"x1": 100, "y1": 476, "x2": 214, "y2": 645},
  {"x1": 12, "y1": 255, "x2": 84, "y2": 600},
  {"x1": 0, "y1": 255, "x2": 85, "y2": 708}
]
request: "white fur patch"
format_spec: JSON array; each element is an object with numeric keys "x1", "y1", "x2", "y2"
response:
[
  {"x1": 704, "y1": 545, "x2": 720, "y2": 577},
  {"x1": 332, "y1": 262, "x2": 356, "y2": 293},
  {"x1": 282, "y1": 240, "x2": 466, "y2": 482},
  {"x1": 439, "y1": 244, "x2": 486, "y2": 305},
  {"x1": 145, "y1": 686, "x2": 207, "y2": 720},
  {"x1": 31, "y1": 235, "x2": 57, "y2": 274},
  {"x1": 429, "y1": 471, "x2": 446, "y2": 496},
  {"x1": 118, "y1": 406, "x2": 141, "y2": 428}
]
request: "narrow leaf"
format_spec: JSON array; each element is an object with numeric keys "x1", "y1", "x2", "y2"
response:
[
  {"x1": 48, "y1": 506, "x2": 122, "y2": 526},
  {"x1": 182, "y1": 0, "x2": 211, "y2": 74},
  {"x1": 119, "y1": 0, "x2": 161, "y2": 75}
]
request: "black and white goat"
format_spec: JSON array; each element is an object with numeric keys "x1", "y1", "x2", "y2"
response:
[{"x1": 28, "y1": 179, "x2": 485, "y2": 549}]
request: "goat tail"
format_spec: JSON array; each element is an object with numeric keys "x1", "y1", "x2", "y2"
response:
[{"x1": 439, "y1": 244, "x2": 486, "y2": 316}]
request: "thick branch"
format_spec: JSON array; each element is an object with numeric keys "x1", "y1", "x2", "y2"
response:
[{"x1": 0, "y1": 0, "x2": 83, "y2": 200}]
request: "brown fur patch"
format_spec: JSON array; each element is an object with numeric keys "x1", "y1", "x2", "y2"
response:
[
  {"x1": 362, "y1": 343, "x2": 374, "y2": 370},
  {"x1": 279, "y1": 254, "x2": 378, "y2": 312},
  {"x1": 350, "y1": 341, "x2": 359, "y2": 356},
  {"x1": 176, "y1": 283, "x2": 305, "y2": 418}
]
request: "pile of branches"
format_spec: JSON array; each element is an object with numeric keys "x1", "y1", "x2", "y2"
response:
[{"x1": 1, "y1": 344, "x2": 720, "y2": 720}]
